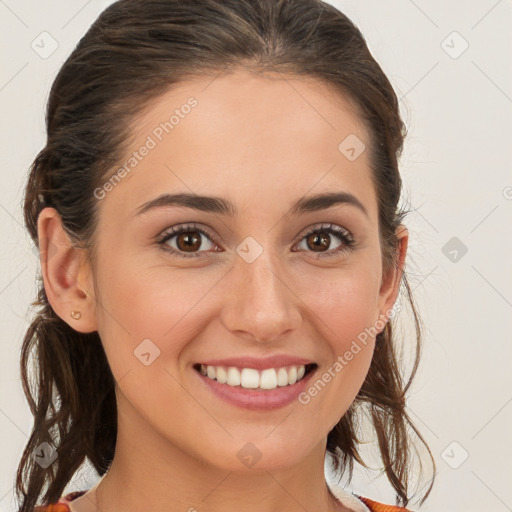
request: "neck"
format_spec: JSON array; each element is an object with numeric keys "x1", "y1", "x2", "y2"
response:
[
  {"x1": 95, "y1": 442, "x2": 344, "y2": 512},
  {"x1": 89, "y1": 418, "x2": 346, "y2": 512},
  {"x1": 75, "y1": 388, "x2": 351, "y2": 512}
]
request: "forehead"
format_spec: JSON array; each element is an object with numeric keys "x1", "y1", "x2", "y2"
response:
[{"x1": 98, "y1": 68, "x2": 377, "y2": 223}]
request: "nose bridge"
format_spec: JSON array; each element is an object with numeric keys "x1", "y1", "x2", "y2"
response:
[
  {"x1": 242, "y1": 242, "x2": 281, "y2": 302},
  {"x1": 222, "y1": 235, "x2": 301, "y2": 342}
]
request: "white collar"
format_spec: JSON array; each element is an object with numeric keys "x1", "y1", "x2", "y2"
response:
[{"x1": 326, "y1": 480, "x2": 371, "y2": 512}]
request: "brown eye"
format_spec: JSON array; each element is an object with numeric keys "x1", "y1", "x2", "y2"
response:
[
  {"x1": 158, "y1": 224, "x2": 218, "y2": 258},
  {"x1": 305, "y1": 232, "x2": 331, "y2": 252},
  {"x1": 295, "y1": 224, "x2": 355, "y2": 257},
  {"x1": 175, "y1": 231, "x2": 203, "y2": 252}
]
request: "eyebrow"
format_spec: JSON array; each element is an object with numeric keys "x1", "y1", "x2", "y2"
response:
[{"x1": 135, "y1": 191, "x2": 368, "y2": 218}]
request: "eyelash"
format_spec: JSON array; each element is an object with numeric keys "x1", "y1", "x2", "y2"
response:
[{"x1": 156, "y1": 222, "x2": 355, "y2": 259}]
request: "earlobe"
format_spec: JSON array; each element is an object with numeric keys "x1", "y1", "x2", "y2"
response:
[
  {"x1": 377, "y1": 224, "x2": 409, "y2": 326},
  {"x1": 37, "y1": 207, "x2": 98, "y2": 333}
]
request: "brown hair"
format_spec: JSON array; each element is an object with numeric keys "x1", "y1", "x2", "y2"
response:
[{"x1": 17, "y1": 0, "x2": 435, "y2": 510}]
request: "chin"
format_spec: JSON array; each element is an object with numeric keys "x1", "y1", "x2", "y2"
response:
[{"x1": 195, "y1": 435, "x2": 319, "y2": 474}]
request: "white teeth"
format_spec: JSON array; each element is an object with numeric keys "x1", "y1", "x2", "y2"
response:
[
  {"x1": 226, "y1": 367, "x2": 240, "y2": 386},
  {"x1": 260, "y1": 368, "x2": 277, "y2": 389},
  {"x1": 216, "y1": 366, "x2": 227, "y2": 384},
  {"x1": 276, "y1": 367, "x2": 289, "y2": 386},
  {"x1": 199, "y1": 364, "x2": 309, "y2": 390},
  {"x1": 240, "y1": 368, "x2": 259, "y2": 388}
]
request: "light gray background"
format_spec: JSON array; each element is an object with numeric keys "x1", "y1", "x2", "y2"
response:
[{"x1": 1, "y1": 1, "x2": 511, "y2": 511}]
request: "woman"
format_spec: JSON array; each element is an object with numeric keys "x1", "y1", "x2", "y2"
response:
[{"x1": 16, "y1": 1, "x2": 435, "y2": 511}]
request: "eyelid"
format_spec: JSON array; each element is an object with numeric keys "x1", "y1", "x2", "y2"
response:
[
  {"x1": 297, "y1": 222, "x2": 352, "y2": 240},
  {"x1": 293, "y1": 223, "x2": 355, "y2": 256},
  {"x1": 156, "y1": 223, "x2": 221, "y2": 255}
]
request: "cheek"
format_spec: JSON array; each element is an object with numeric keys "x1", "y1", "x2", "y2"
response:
[
  {"x1": 94, "y1": 256, "x2": 219, "y2": 372},
  {"x1": 299, "y1": 263, "x2": 381, "y2": 345},
  {"x1": 295, "y1": 268, "x2": 380, "y2": 422}
]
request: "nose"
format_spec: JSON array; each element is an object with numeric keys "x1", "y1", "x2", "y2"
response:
[{"x1": 220, "y1": 246, "x2": 302, "y2": 344}]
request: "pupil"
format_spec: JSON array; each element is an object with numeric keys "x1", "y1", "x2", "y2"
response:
[
  {"x1": 179, "y1": 232, "x2": 200, "y2": 252},
  {"x1": 309, "y1": 233, "x2": 329, "y2": 252}
]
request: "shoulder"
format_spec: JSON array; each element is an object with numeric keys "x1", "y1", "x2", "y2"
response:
[
  {"x1": 356, "y1": 494, "x2": 413, "y2": 512},
  {"x1": 33, "y1": 490, "x2": 88, "y2": 512},
  {"x1": 327, "y1": 481, "x2": 412, "y2": 512}
]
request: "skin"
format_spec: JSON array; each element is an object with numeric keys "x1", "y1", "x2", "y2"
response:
[{"x1": 38, "y1": 67, "x2": 408, "y2": 512}]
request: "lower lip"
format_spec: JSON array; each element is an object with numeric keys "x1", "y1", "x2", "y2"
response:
[{"x1": 195, "y1": 367, "x2": 316, "y2": 410}]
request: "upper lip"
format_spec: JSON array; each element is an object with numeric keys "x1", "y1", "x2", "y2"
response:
[{"x1": 197, "y1": 355, "x2": 314, "y2": 371}]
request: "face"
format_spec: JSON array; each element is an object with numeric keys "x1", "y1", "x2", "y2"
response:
[{"x1": 83, "y1": 68, "x2": 404, "y2": 472}]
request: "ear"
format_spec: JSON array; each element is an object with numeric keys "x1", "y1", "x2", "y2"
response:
[
  {"x1": 37, "y1": 207, "x2": 98, "y2": 333},
  {"x1": 376, "y1": 224, "x2": 409, "y2": 329}
]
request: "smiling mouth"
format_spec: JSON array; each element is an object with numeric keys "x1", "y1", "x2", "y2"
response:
[{"x1": 193, "y1": 363, "x2": 317, "y2": 391}]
